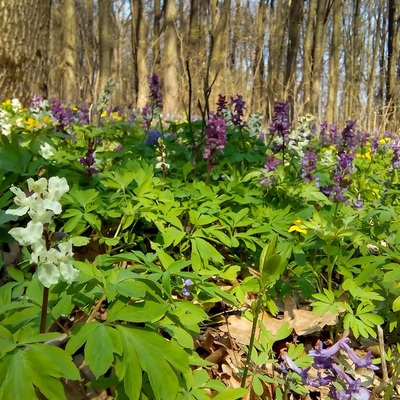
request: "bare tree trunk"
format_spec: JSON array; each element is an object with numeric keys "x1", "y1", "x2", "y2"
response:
[
  {"x1": 266, "y1": 0, "x2": 287, "y2": 116},
  {"x1": 251, "y1": 0, "x2": 267, "y2": 112},
  {"x1": 163, "y1": 0, "x2": 180, "y2": 114},
  {"x1": 285, "y1": 0, "x2": 303, "y2": 116},
  {"x1": 62, "y1": 0, "x2": 78, "y2": 102},
  {"x1": 0, "y1": 0, "x2": 51, "y2": 104},
  {"x1": 97, "y1": 0, "x2": 114, "y2": 99},
  {"x1": 309, "y1": 0, "x2": 328, "y2": 115},
  {"x1": 153, "y1": 0, "x2": 162, "y2": 68},
  {"x1": 131, "y1": 0, "x2": 149, "y2": 110},
  {"x1": 326, "y1": 0, "x2": 341, "y2": 123},
  {"x1": 302, "y1": 0, "x2": 316, "y2": 114},
  {"x1": 209, "y1": 0, "x2": 231, "y2": 104},
  {"x1": 386, "y1": 0, "x2": 397, "y2": 127}
]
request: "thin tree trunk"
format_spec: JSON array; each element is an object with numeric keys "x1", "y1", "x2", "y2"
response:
[
  {"x1": 131, "y1": 0, "x2": 149, "y2": 110},
  {"x1": 251, "y1": 0, "x2": 267, "y2": 112},
  {"x1": 163, "y1": 0, "x2": 180, "y2": 114},
  {"x1": 62, "y1": 0, "x2": 78, "y2": 102},
  {"x1": 326, "y1": 0, "x2": 341, "y2": 123},
  {"x1": 97, "y1": 0, "x2": 113, "y2": 100}
]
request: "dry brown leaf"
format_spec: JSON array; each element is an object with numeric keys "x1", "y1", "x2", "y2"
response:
[{"x1": 221, "y1": 307, "x2": 338, "y2": 345}]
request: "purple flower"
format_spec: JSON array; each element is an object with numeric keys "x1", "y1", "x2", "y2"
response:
[
  {"x1": 231, "y1": 94, "x2": 246, "y2": 129},
  {"x1": 330, "y1": 364, "x2": 370, "y2": 400},
  {"x1": 261, "y1": 154, "x2": 282, "y2": 187},
  {"x1": 339, "y1": 341, "x2": 379, "y2": 371},
  {"x1": 182, "y1": 279, "x2": 193, "y2": 296},
  {"x1": 270, "y1": 101, "x2": 290, "y2": 139},
  {"x1": 309, "y1": 338, "x2": 348, "y2": 369},
  {"x1": 370, "y1": 135, "x2": 380, "y2": 154},
  {"x1": 301, "y1": 147, "x2": 319, "y2": 183},
  {"x1": 50, "y1": 99, "x2": 74, "y2": 132},
  {"x1": 141, "y1": 103, "x2": 152, "y2": 130},
  {"x1": 281, "y1": 355, "x2": 310, "y2": 379},
  {"x1": 79, "y1": 148, "x2": 99, "y2": 174},
  {"x1": 203, "y1": 113, "x2": 227, "y2": 169},
  {"x1": 340, "y1": 120, "x2": 357, "y2": 150},
  {"x1": 391, "y1": 139, "x2": 400, "y2": 169},
  {"x1": 217, "y1": 94, "x2": 228, "y2": 114},
  {"x1": 149, "y1": 73, "x2": 163, "y2": 109}
]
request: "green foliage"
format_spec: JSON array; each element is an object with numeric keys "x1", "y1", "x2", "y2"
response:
[{"x1": 1, "y1": 98, "x2": 400, "y2": 398}]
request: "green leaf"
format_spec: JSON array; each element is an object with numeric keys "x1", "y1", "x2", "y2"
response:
[
  {"x1": 0, "y1": 350, "x2": 36, "y2": 400},
  {"x1": 0, "y1": 325, "x2": 16, "y2": 357},
  {"x1": 6, "y1": 266, "x2": 24, "y2": 282},
  {"x1": 393, "y1": 296, "x2": 400, "y2": 312},
  {"x1": 26, "y1": 344, "x2": 81, "y2": 380},
  {"x1": 107, "y1": 301, "x2": 169, "y2": 323},
  {"x1": 65, "y1": 322, "x2": 99, "y2": 355},
  {"x1": 85, "y1": 323, "x2": 121, "y2": 377},
  {"x1": 212, "y1": 388, "x2": 248, "y2": 400},
  {"x1": 117, "y1": 325, "x2": 190, "y2": 400}
]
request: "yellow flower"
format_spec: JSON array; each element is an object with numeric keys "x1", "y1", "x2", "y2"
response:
[
  {"x1": 25, "y1": 117, "x2": 41, "y2": 130},
  {"x1": 110, "y1": 112, "x2": 122, "y2": 121},
  {"x1": 42, "y1": 116, "x2": 53, "y2": 125},
  {"x1": 2, "y1": 99, "x2": 11, "y2": 107},
  {"x1": 288, "y1": 219, "x2": 307, "y2": 235}
]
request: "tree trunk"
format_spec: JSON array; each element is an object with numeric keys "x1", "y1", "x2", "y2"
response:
[
  {"x1": 309, "y1": 0, "x2": 328, "y2": 115},
  {"x1": 325, "y1": 0, "x2": 341, "y2": 123},
  {"x1": 163, "y1": 0, "x2": 180, "y2": 114},
  {"x1": 386, "y1": 0, "x2": 397, "y2": 127},
  {"x1": 209, "y1": 0, "x2": 231, "y2": 104},
  {"x1": 61, "y1": 0, "x2": 78, "y2": 102},
  {"x1": 0, "y1": 0, "x2": 51, "y2": 105},
  {"x1": 97, "y1": 0, "x2": 114, "y2": 100},
  {"x1": 131, "y1": 0, "x2": 149, "y2": 110},
  {"x1": 302, "y1": 0, "x2": 316, "y2": 114},
  {"x1": 285, "y1": 0, "x2": 303, "y2": 116},
  {"x1": 251, "y1": 0, "x2": 267, "y2": 112}
]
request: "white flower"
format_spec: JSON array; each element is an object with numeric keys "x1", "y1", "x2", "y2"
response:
[
  {"x1": 39, "y1": 142, "x2": 55, "y2": 159},
  {"x1": 11, "y1": 98, "x2": 21, "y2": 112},
  {"x1": 59, "y1": 260, "x2": 79, "y2": 284},
  {"x1": 9, "y1": 221, "x2": 43, "y2": 246},
  {"x1": 46, "y1": 177, "x2": 69, "y2": 201},
  {"x1": 27, "y1": 177, "x2": 48, "y2": 194},
  {"x1": 6, "y1": 186, "x2": 37, "y2": 216},
  {"x1": 155, "y1": 161, "x2": 170, "y2": 170},
  {"x1": 37, "y1": 262, "x2": 61, "y2": 288},
  {"x1": 28, "y1": 200, "x2": 56, "y2": 223}
]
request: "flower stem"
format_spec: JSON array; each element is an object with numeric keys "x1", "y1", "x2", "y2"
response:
[
  {"x1": 40, "y1": 287, "x2": 49, "y2": 333},
  {"x1": 241, "y1": 298, "x2": 261, "y2": 387}
]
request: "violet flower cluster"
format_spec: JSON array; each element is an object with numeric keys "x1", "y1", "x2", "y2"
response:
[
  {"x1": 390, "y1": 139, "x2": 400, "y2": 170},
  {"x1": 301, "y1": 147, "x2": 319, "y2": 183},
  {"x1": 282, "y1": 337, "x2": 377, "y2": 400},
  {"x1": 203, "y1": 113, "x2": 227, "y2": 170},
  {"x1": 269, "y1": 101, "x2": 291, "y2": 152},
  {"x1": 231, "y1": 94, "x2": 246, "y2": 129},
  {"x1": 261, "y1": 154, "x2": 282, "y2": 188},
  {"x1": 142, "y1": 73, "x2": 163, "y2": 131}
]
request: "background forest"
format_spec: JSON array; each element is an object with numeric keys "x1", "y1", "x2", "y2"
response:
[{"x1": 0, "y1": 0, "x2": 400, "y2": 131}]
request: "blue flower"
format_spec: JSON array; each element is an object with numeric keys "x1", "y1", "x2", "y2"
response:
[
  {"x1": 145, "y1": 129, "x2": 163, "y2": 146},
  {"x1": 182, "y1": 279, "x2": 193, "y2": 296}
]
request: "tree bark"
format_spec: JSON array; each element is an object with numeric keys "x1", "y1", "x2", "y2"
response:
[
  {"x1": 131, "y1": 0, "x2": 149, "y2": 110},
  {"x1": 61, "y1": 0, "x2": 78, "y2": 102},
  {"x1": 325, "y1": 0, "x2": 341, "y2": 123},
  {"x1": 97, "y1": 0, "x2": 114, "y2": 100},
  {"x1": 0, "y1": 0, "x2": 51, "y2": 105},
  {"x1": 251, "y1": 0, "x2": 267, "y2": 112},
  {"x1": 163, "y1": 0, "x2": 180, "y2": 114}
]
